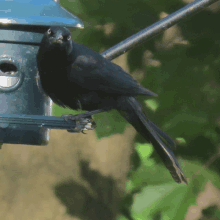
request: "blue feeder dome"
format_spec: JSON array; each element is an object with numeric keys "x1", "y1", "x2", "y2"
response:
[
  {"x1": 0, "y1": 0, "x2": 84, "y2": 28},
  {"x1": 0, "y1": 0, "x2": 84, "y2": 145}
]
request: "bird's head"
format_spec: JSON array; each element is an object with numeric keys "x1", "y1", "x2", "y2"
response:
[{"x1": 43, "y1": 26, "x2": 73, "y2": 55}]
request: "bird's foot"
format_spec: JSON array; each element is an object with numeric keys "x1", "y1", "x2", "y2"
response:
[
  {"x1": 62, "y1": 115, "x2": 96, "y2": 133},
  {"x1": 61, "y1": 108, "x2": 111, "y2": 133},
  {"x1": 62, "y1": 109, "x2": 108, "y2": 121},
  {"x1": 62, "y1": 113, "x2": 89, "y2": 121}
]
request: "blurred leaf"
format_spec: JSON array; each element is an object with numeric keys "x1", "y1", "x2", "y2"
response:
[
  {"x1": 176, "y1": 137, "x2": 186, "y2": 145},
  {"x1": 129, "y1": 150, "x2": 142, "y2": 175},
  {"x1": 116, "y1": 215, "x2": 131, "y2": 220},
  {"x1": 214, "y1": 209, "x2": 220, "y2": 219},
  {"x1": 131, "y1": 183, "x2": 183, "y2": 220},
  {"x1": 162, "y1": 111, "x2": 208, "y2": 137},
  {"x1": 136, "y1": 143, "x2": 155, "y2": 167},
  {"x1": 129, "y1": 160, "x2": 220, "y2": 219},
  {"x1": 145, "y1": 99, "x2": 159, "y2": 112},
  {"x1": 202, "y1": 205, "x2": 219, "y2": 219},
  {"x1": 93, "y1": 110, "x2": 128, "y2": 139}
]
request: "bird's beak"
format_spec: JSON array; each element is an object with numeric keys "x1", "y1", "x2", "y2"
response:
[
  {"x1": 49, "y1": 38, "x2": 63, "y2": 45},
  {"x1": 54, "y1": 39, "x2": 63, "y2": 44},
  {"x1": 49, "y1": 32, "x2": 63, "y2": 45}
]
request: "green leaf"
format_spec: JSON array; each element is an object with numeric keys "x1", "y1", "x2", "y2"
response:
[
  {"x1": 129, "y1": 160, "x2": 220, "y2": 220},
  {"x1": 175, "y1": 137, "x2": 187, "y2": 145},
  {"x1": 145, "y1": 99, "x2": 159, "y2": 112},
  {"x1": 93, "y1": 110, "x2": 127, "y2": 139},
  {"x1": 162, "y1": 112, "x2": 208, "y2": 135},
  {"x1": 116, "y1": 214, "x2": 131, "y2": 220},
  {"x1": 135, "y1": 143, "x2": 155, "y2": 167}
]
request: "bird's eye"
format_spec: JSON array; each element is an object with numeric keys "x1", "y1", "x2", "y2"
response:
[
  {"x1": 47, "y1": 29, "x2": 52, "y2": 35},
  {"x1": 67, "y1": 35, "x2": 71, "y2": 41}
]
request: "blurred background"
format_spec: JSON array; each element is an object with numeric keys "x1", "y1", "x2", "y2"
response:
[{"x1": 1, "y1": 0, "x2": 220, "y2": 219}]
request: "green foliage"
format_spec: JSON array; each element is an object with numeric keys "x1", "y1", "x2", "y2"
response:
[
  {"x1": 201, "y1": 205, "x2": 220, "y2": 220},
  {"x1": 54, "y1": 0, "x2": 220, "y2": 219},
  {"x1": 53, "y1": 104, "x2": 80, "y2": 116},
  {"x1": 93, "y1": 110, "x2": 128, "y2": 138},
  {"x1": 125, "y1": 143, "x2": 220, "y2": 220}
]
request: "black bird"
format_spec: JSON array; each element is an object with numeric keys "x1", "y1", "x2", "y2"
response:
[{"x1": 37, "y1": 26, "x2": 187, "y2": 184}]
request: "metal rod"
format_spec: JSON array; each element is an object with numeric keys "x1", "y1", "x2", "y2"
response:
[
  {"x1": 0, "y1": 114, "x2": 93, "y2": 131},
  {"x1": 101, "y1": 0, "x2": 218, "y2": 60},
  {"x1": 0, "y1": 40, "x2": 40, "y2": 46}
]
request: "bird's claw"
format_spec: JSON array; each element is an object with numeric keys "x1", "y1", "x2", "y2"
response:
[
  {"x1": 62, "y1": 114, "x2": 84, "y2": 121},
  {"x1": 62, "y1": 114, "x2": 96, "y2": 133}
]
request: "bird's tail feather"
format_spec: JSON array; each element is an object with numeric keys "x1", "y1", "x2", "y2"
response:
[
  {"x1": 117, "y1": 96, "x2": 187, "y2": 184},
  {"x1": 147, "y1": 120, "x2": 176, "y2": 151}
]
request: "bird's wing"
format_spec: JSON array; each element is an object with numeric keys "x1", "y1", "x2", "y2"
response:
[
  {"x1": 93, "y1": 59, "x2": 157, "y2": 96},
  {"x1": 69, "y1": 43, "x2": 157, "y2": 96}
]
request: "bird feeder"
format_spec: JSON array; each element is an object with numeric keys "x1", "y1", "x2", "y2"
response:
[{"x1": 0, "y1": 0, "x2": 84, "y2": 145}]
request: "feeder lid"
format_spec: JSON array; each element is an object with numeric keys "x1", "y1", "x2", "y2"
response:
[{"x1": 0, "y1": 0, "x2": 84, "y2": 28}]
